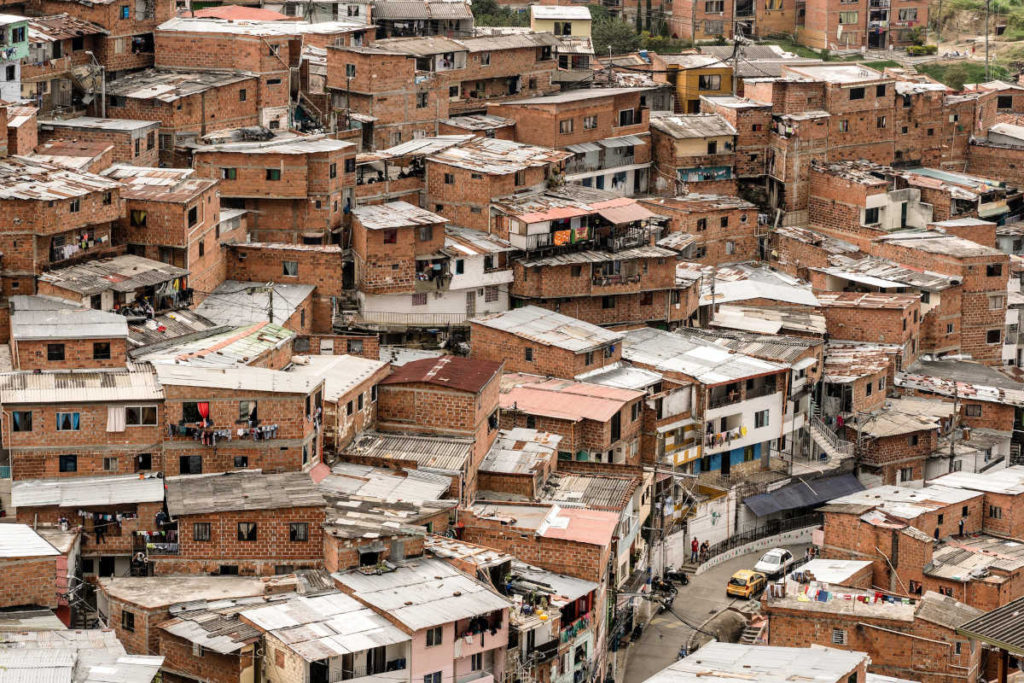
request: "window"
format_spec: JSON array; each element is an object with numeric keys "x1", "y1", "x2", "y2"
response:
[
  {"x1": 754, "y1": 410, "x2": 769, "y2": 428},
  {"x1": 997, "y1": 95, "x2": 1013, "y2": 110},
  {"x1": 989, "y1": 504, "x2": 1003, "y2": 519},
  {"x1": 358, "y1": 393, "x2": 364, "y2": 411},
  {"x1": 876, "y1": 84, "x2": 886, "y2": 97},
  {"x1": 412, "y1": 293, "x2": 427, "y2": 306},
  {"x1": 939, "y1": 586, "x2": 953, "y2": 597},
  {"x1": 866, "y1": 381, "x2": 873, "y2": 396},
  {"x1": 698, "y1": 74, "x2": 721, "y2": 91},
  {"x1": 187, "y1": 205, "x2": 199, "y2": 228},
  {"x1": 180, "y1": 455, "x2": 203, "y2": 475},
  {"x1": 480, "y1": 51, "x2": 490, "y2": 65},
  {"x1": 290, "y1": 522, "x2": 309, "y2": 542},
  {"x1": 239, "y1": 89, "x2": 247, "y2": 102},
  {"x1": 233, "y1": 455, "x2": 248, "y2": 468},
  {"x1": 418, "y1": 225, "x2": 433, "y2": 242},
  {"x1": 59, "y1": 454, "x2": 77, "y2": 472},
  {"x1": 121, "y1": 610, "x2": 135, "y2": 632},
  {"x1": 831, "y1": 628, "x2": 846, "y2": 645},
  {"x1": 987, "y1": 263, "x2": 1003, "y2": 277},
  {"x1": 583, "y1": 115, "x2": 598, "y2": 130},
  {"x1": 909, "y1": 434, "x2": 919, "y2": 446},
  {"x1": 696, "y1": 218, "x2": 707, "y2": 231},
  {"x1": 93, "y1": 342, "x2": 111, "y2": 360},
  {"x1": 559, "y1": 119, "x2": 574, "y2": 134},
  {"x1": 454, "y1": 259, "x2": 465, "y2": 275},
  {"x1": 424, "y1": 674, "x2": 442, "y2": 683},
  {"x1": 848, "y1": 84, "x2": 864, "y2": 97},
  {"x1": 631, "y1": 402, "x2": 641, "y2": 421},
  {"x1": 383, "y1": 229, "x2": 397, "y2": 244},
  {"x1": 525, "y1": 347, "x2": 534, "y2": 362},
  {"x1": 345, "y1": 63, "x2": 356, "y2": 78},
  {"x1": 900, "y1": 467, "x2": 914, "y2": 482},
  {"x1": 426, "y1": 626, "x2": 443, "y2": 647},
  {"x1": 346, "y1": 401, "x2": 353, "y2": 416},
  {"x1": 602, "y1": 296, "x2": 615, "y2": 309},
  {"x1": 103, "y1": 457, "x2": 117, "y2": 471},
  {"x1": 220, "y1": 167, "x2": 237, "y2": 180},
  {"x1": 694, "y1": 246, "x2": 707, "y2": 258},
  {"x1": 69, "y1": 199, "x2": 80, "y2": 213},
  {"x1": 618, "y1": 109, "x2": 636, "y2": 127},
  {"x1": 345, "y1": 158, "x2": 356, "y2": 173},
  {"x1": 965, "y1": 404, "x2": 981, "y2": 417},
  {"x1": 48, "y1": 343, "x2": 65, "y2": 361},
  {"x1": 864, "y1": 207, "x2": 880, "y2": 225},
  {"x1": 706, "y1": 140, "x2": 718, "y2": 155},
  {"x1": 471, "y1": 653, "x2": 483, "y2": 671},
  {"x1": 877, "y1": 115, "x2": 886, "y2": 129},
  {"x1": 449, "y1": 85, "x2": 459, "y2": 98},
  {"x1": 11, "y1": 411, "x2": 31, "y2": 432},
  {"x1": 282, "y1": 261, "x2": 298, "y2": 276},
  {"x1": 328, "y1": 162, "x2": 337, "y2": 180},
  {"x1": 126, "y1": 406, "x2": 157, "y2": 426},
  {"x1": 838, "y1": 119, "x2": 849, "y2": 133},
  {"x1": 987, "y1": 329, "x2": 1002, "y2": 344},
  {"x1": 416, "y1": 92, "x2": 428, "y2": 108},
  {"x1": 121, "y1": 5, "x2": 129, "y2": 18},
  {"x1": 237, "y1": 522, "x2": 258, "y2": 541},
  {"x1": 444, "y1": 172, "x2": 455, "y2": 185},
  {"x1": 194, "y1": 523, "x2": 211, "y2": 541},
  {"x1": 947, "y1": 323, "x2": 955, "y2": 334},
  {"x1": 56, "y1": 412, "x2": 80, "y2": 431},
  {"x1": 515, "y1": 170, "x2": 526, "y2": 186},
  {"x1": 266, "y1": 169, "x2": 281, "y2": 181},
  {"x1": 990, "y1": 294, "x2": 1006, "y2": 310},
  {"x1": 198, "y1": 240, "x2": 205, "y2": 258},
  {"x1": 584, "y1": 351, "x2": 594, "y2": 365},
  {"x1": 897, "y1": 7, "x2": 917, "y2": 20}
]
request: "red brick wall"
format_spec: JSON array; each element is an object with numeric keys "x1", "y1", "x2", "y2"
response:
[
  {"x1": 351, "y1": 218, "x2": 446, "y2": 295},
  {"x1": 37, "y1": 126, "x2": 160, "y2": 166},
  {"x1": 640, "y1": 197, "x2": 758, "y2": 264},
  {"x1": 160, "y1": 631, "x2": 251, "y2": 683},
  {"x1": 174, "y1": 506, "x2": 325, "y2": 564},
  {"x1": 13, "y1": 337, "x2": 127, "y2": 371},
  {"x1": 0, "y1": 556, "x2": 59, "y2": 608},
  {"x1": 469, "y1": 322, "x2": 619, "y2": 378}
]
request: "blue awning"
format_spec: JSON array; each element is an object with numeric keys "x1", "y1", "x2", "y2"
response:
[{"x1": 743, "y1": 473, "x2": 865, "y2": 517}]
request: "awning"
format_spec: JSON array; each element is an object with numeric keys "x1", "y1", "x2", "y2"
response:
[
  {"x1": 567, "y1": 142, "x2": 602, "y2": 153},
  {"x1": 742, "y1": 473, "x2": 864, "y2": 517},
  {"x1": 599, "y1": 134, "x2": 645, "y2": 148},
  {"x1": 596, "y1": 202, "x2": 656, "y2": 224},
  {"x1": 656, "y1": 417, "x2": 696, "y2": 434},
  {"x1": 980, "y1": 200, "x2": 1009, "y2": 218}
]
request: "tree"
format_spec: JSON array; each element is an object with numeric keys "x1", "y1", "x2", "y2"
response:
[
  {"x1": 592, "y1": 18, "x2": 641, "y2": 55},
  {"x1": 943, "y1": 62, "x2": 970, "y2": 91}
]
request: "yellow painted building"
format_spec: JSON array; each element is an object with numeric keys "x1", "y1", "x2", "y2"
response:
[
  {"x1": 529, "y1": 5, "x2": 593, "y2": 37},
  {"x1": 654, "y1": 53, "x2": 733, "y2": 113}
]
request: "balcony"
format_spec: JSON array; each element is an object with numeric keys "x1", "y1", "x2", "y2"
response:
[
  {"x1": 560, "y1": 613, "x2": 591, "y2": 642},
  {"x1": 526, "y1": 638, "x2": 560, "y2": 665},
  {"x1": 341, "y1": 310, "x2": 469, "y2": 329},
  {"x1": 133, "y1": 531, "x2": 179, "y2": 555},
  {"x1": 592, "y1": 273, "x2": 641, "y2": 287}
]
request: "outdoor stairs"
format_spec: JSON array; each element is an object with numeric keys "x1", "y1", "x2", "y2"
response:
[
  {"x1": 739, "y1": 622, "x2": 765, "y2": 645},
  {"x1": 808, "y1": 418, "x2": 854, "y2": 461}
]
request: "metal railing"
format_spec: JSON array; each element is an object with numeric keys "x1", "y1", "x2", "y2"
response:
[
  {"x1": 348, "y1": 310, "x2": 469, "y2": 327},
  {"x1": 809, "y1": 413, "x2": 855, "y2": 458},
  {"x1": 697, "y1": 512, "x2": 823, "y2": 563}
]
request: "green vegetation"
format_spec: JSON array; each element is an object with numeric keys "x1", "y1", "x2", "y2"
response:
[
  {"x1": 756, "y1": 36, "x2": 823, "y2": 59},
  {"x1": 862, "y1": 60, "x2": 902, "y2": 70},
  {"x1": 917, "y1": 60, "x2": 1010, "y2": 88},
  {"x1": 592, "y1": 17, "x2": 641, "y2": 55},
  {"x1": 470, "y1": 0, "x2": 528, "y2": 27}
]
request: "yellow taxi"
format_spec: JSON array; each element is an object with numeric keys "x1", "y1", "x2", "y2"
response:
[{"x1": 726, "y1": 569, "x2": 767, "y2": 599}]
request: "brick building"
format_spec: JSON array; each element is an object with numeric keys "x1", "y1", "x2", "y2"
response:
[
  {"x1": 649, "y1": 113, "x2": 737, "y2": 197},
  {"x1": 818, "y1": 291, "x2": 921, "y2": 367},
  {"x1": 36, "y1": 253, "x2": 190, "y2": 314},
  {"x1": 470, "y1": 305, "x2": 623, "y2": 379},
  {"x1": 649, "y1": 643, "x2": 871, "y2": 682},
  {"x1": 153, "y1": 364, "x2": 325, "y2": 477},
  {"x1": 855, "y1": 397, "x2": 950, "y2": 486},
  {"x1": 37, "y1": 116, "x2": 161, "y2": 166},
  {"x1": 640, "y1": 193, "x2": 758, "y2": 264},
  {"x1": 377, "y1": 355, "x2": 502, "y2": 502},
  {"x1": 700, "y1": 95, "x2": 772, "y2": 180},
  {"x1": 0, "y1": 367, "x2": 163, "y2": 480},
  {"x1": 0, "y1": 155, "x2": 122, "y2": 295},
  {"x1": 799, "y1": 0, "x2": 929, "y2": 50},
  {"x1": 425, "y1": 137, "x2": 570, "y2": 232},
  {"x1": 12, "y1": 474, "x2": 165, "y2": 578},
  {"x1": 764, "y1": 587, "x2": 982, "y2": 683},
  {"x1": 489, "y1": 87, "x2": 652, "y2": 195},
  {"x1": 0, "y1": 523, "x2": 63, "y2": 611},
  {"x1": 8, "y1": 294, "x2": 128, "y2": 370},
  {"x1": 103, "y1": 69, "x2": 262, "y2": 164},
  {"x1": 499, "y1": 373, "x2": 645, "y2": 466},
  {"x1": 820, "y1": 343, "x2": 892, "y2": 420},
  {"x1": 30, "y1": 139, "x2": 115, "y2": 173},
  {"x1": 154, "y1": 17, "x2": 371, "y2": 131},
  {"x1": 190, "y1": 135, "x2": 356, "y2": 243},
  {"x1": 101, "y1": 164, "x2": 223, "y2": 301},
  {"x1": 20, "y1": 14, "x2": 107, "y2": 116},
  {"x1": 154, "y1": 470, "x2": 326, "y2": 575}
]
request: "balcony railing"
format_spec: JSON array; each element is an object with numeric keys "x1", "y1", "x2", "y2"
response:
[
  {"x1": 346, "y1": 310, "x2": 469, "y2": 327},
  {"x1": 526, "y1": 638, "x2": 560, "y2": 664},
  {"x1": 593, "y1": 273, "x2": 641, "y2": 287}
]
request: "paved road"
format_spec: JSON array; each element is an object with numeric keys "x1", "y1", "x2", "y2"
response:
[{"x1": 622, "y1": 542, "x2": 810, "y2": 683}]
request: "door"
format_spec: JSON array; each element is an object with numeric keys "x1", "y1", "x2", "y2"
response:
[
  {"x1": 721, "y1": 452, "x2": 731, "y2": 476},
  {"x1": 98, "y1": 556, "x2": 115, "y2": 577},
  {"x1": 466, "y1": 290, "x2": 476, "y2": 317}
]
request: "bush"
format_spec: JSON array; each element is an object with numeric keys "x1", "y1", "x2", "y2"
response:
[{"x1": 906, "y1": 44, "x2": 937, "y2": 56}]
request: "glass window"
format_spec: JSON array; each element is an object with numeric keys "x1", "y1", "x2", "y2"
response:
[
  {"x1": 426, "y1": 626, "x2": 443, "y2": 647},
  {"x1": 48, "y1": 343, "x2": 65, "y2": 361},
  {"x1": 56, "y1": 412, "x2": 80, "y2": 431},
  {"x1": 11, "y1": 411, "x2": 31, "y2": 432},
  {"x1": 194, "y1": 523, "x2": 211, "y2": 541},
  {"x1": 290, "y1": 522, "x2": 308, "y2": 542},
  {"x1": 59, "y1": 454, "x2": 77, "y2": 472},
  {"x1": 126, "y1": 406, "x2": 157, "y2": 426},
  {"x1": 93, "y1": 342, "x2": 111, "y2": 360},
  {"x1": 237, "y1": 522, "x2": 258, "y2": 542}
]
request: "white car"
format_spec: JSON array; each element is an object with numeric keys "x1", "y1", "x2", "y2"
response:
[{"x1": 753, "y1": 548, "x2": 796, "y2": 578}]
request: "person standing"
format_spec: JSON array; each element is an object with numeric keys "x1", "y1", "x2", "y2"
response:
[{"x1": 691, "y1": 537, "x2": 699, "y2": 563}]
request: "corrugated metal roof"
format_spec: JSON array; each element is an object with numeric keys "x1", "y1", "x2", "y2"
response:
[
  {"x1": 0, "y1": 524, "x2": 60, "y2": 559},
  {"x1": 352, "y1": 200, "x2": 447, "y2": 230},
  {"x1": 0, "y1": 630, "x2": 162, "y2": 683},
  {"x1": 132, "y1": 321, "x2": 294, "y2": 368},
  {"x1": 575, "y1": 361, "x2": 663, "y2": 390},
  {"x1": 287, "y1": 354, "x2": 388, "y2": 404},
  {"x1": 441, "y1": 114, "x2": 515, "y2": 131},
  {"x1": 370, "y1": 34, "x2": 465, "y2": 54},
  {"x1": 320, "y1": 462, "x2": 451, "y2": 502},
  {"x1": 158, "y1": 16, "x2": 366, "y2": 34},
  {"x1": 105, "y1": 68, "x2": 258, "y2": 103},
  {"x1": 650, "y1": 113, "x2": 737, "y2": 139},
  {"x1": 10, "y1": 296, "x2": 128, "y2": 341},
  {"x1": 541, "y1": 472, "x2": 637, "y2": 510},
  {"x1": 243, "y1": 591, "x2": 411, "y2": 661},
  {"x1": 357, "y1": 135, "x2": 472, "y2": 162},
  {"x1": 500, "y1": 373, "x2": 642, "y2": 422},
  {"x1": 501, "y1": 87, "x2": 653, "y2": 106},
  {"x1": 647, "y1": 643, "x2": 868, "y2": 682},
  {"x1": 38, "y1": 117, "x2": 160, "y2": 132},
  {"x1": 27, "y1": 13, "x2": 108, "y2": 41},
  {"x1": 37, "y1": 254, "x2": 188, "y2": 296},
  {"x1": 530, "y1": 5, "x2": 591, "y2": 18},
  {"x1": 0, "y1": 155, "x2": 121, "y2": 201},
  {"x1": 12, "y1": 474, "x2": 165, "y2": 508},
  {"x1": 622, "y1": 327, "x2": 788, "y2": 385},
  {"x1": 333, "y1": 558, "x2": 509, "y2": 631},
  {"x1": 166, "y1": 471, "x2": 326, "y2": 516},
  {"x1": 382, "y1": 356, "x2": 501, "y2": 393},
  {"x1": 428, "y1": 137, "x2": 570, "y2": 175},
  {"x1": 153, "y1": 364, "x2": 323, "y2": 394},
  {"x1": 191, "y1": 134, "x2": 355, "y2": 155},
  {"x1": 479, "y1": 428, "x2": 560, "y2": 475},
  {"x1": 0, "y1": 368, "x2": 162, "y2": 404},
  {"x1": 194, "y1": 281, "x2": 314, "y2": 327},
  {"x1": 472, "y1": 305, "x2": 622, "y2": 352},
  {"x1": 445, "y1": 226, "x2": 513, "y2": 256},
  {"x1": 342, "y1": 431, "x2": 472, "y2": 475}
]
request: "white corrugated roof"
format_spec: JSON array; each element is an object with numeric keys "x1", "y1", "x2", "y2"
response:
[
  {"x1": 286, "y1": 355, "x2": 388, "y2": 403},
  {"x1": 333, "y1": 558, "x2": 509, "y2": 630},
  {"x1": 531, "y1": 5, "x2": 592, "y2": 19},
  {"x1": 10, "y1": 296, "x2": 128, "y2": 341},
  {"x1": 12, "y1": 474, "x2": 165, "y2": 508},
  {"x1": 622, "y1": 327, "x2": 787, "y2": 385},
  {"x1": 0, "y1": 524, "x2": 60, "y2": 558},
  {"x1": 0, "y1": 369, "x2": 162, "y2": 405},
  {"x1": 153, "y1": 364, "x2": 323, "y2": 394},
  {"x1": 472, "y1": 305, "x2": 622, "y2": 353}
]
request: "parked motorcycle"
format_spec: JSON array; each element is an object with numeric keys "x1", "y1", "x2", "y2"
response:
[
  {"x1": 658, "y1": 593, "x2": 675, "y2": 614},
  {"x1": 664, "y1": 566, "x2": 689, "y2": 585}
]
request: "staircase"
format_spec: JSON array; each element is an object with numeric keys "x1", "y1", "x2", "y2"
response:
[
  {"x1": 808, "y1": 415, "x2": 855, "y2": 461},
  {"x1": 739, "y1": 621, "x2": 766, "y2": 645}
]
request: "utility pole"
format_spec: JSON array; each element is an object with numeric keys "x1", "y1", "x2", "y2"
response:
[
  {"x1": 948, "y1": 382, "x2": 960, "y2": 473},
  {"x1": 985, "y1": 0, "x2": 991, "y2": 81},
  {"x1": 265, "y1": 282, "x2": 275, "y2": 324}
]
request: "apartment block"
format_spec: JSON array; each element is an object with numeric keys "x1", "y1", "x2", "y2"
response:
[
  {"x1": 649, "y1": 113, "x2": 737, "y2": 196},
  {"x1": 640, "y1": 193, "x2": 758, "y2": 264},
  {"x1": 21, "y1": 14, "x2": 106, "y2": 116},
  {"x1": 37, "y1": 116, "x2": 161, "y2": 166}
]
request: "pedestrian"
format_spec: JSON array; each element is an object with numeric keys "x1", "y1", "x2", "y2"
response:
[
  {"x1": 691, "y1": 537, "x2": 699, "y2": 563},
  {"x1": 804, "y1": 547, "x2": 811, "y2": 563},
  {"x1": 959, "y1": 518, "x2": 965, "y2": 536}
]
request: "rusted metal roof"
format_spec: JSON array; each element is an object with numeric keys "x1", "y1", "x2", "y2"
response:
[
  {"x1": 27, "y1": 13, "x2": 107, "y2": 41},
  {"x1": 382, "y1": 355, "x2": 501, "y2": 393}
]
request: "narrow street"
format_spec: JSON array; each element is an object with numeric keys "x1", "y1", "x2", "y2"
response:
[{"x1": 622, "y1": 542, "x2": 810, "y2": 683}]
